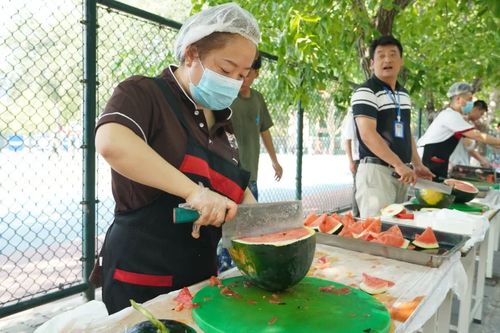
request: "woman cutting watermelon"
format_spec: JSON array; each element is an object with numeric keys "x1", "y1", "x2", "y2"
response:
[{"x1": 94, "y1": 3, "x2": 258, "y2": 314}]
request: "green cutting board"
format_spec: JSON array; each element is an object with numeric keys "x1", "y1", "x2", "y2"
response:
[
  {"x1": 449, "y1": 202, "x2": 489, "y2": 213},
  {"x1": 192, "y1": 276, "x2": 391, "y2": 333}
]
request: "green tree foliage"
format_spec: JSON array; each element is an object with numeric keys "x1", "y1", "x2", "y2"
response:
[{"x1": 192, "y1": 0, "x2": 499, "y2": 117}]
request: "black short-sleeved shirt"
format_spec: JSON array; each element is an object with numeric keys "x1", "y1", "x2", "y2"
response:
[
  {"x1": 96, "y1": 65, "x2": 240, "y2": 213},
  {"x1": 351, "y1": 75, "x2": 412, "y2": 164}
]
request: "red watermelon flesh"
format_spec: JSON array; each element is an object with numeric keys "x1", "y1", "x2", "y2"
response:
[
  {"x1": 307, "y1": 213, "x2": 327, "y2": 230},
  {"x1": 338, "y1": 225, "x2": 353, "y2": 238},
  {"x1": 371, "y1": 225, "x2": 408, "y2": 248},
  {"x1": 413, "y1": 227, "x2": 439, "y2": 249},
  {"x1": 359, "y1": 273, "x2": 395, "y2": 295},
  {"x1": 318, "y1": 215, "x2": 343, "y2": 234},
  {"x1": 444, "y1": 178, "x2": 479, "y2": 203},
  {"x1": 303, "y1": 212, "x2": 319, "y2": 227},
  {"x1": 371, "y1": 233, "x2": 409, "y2": 248},
  {"x1": 354, "y1": 219, "x2": 381, "y2": 239},
  {"x1": 237, "y1": 227, "x2": 314, "y2": 245},
  {"x1": 340, "y1": 212, "x2": 355, "y2": 227},
  {"x1": 385, "y1": 225, "x2": 403, "y2": 238}
]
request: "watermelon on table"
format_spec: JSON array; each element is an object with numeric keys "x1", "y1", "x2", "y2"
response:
[
  {"x1": 415, "y1": 189, "x2": 455, "y2": 208},
  {"x1": 229, "y1": 227, "x2": 316, "y2": 291},
  {"x1": 443, "y1": 178, "x2": 479, "y2": 203},
  {"x1": 370, "y1": 225, "x2": 409, "y2": 248},
  {"x1": 307, "y1": 213, "x2": 327, "y2": 231},
  {"x1": 318, "y1": 215, "x2": 343, "y2": 234},
  {"x1": 380, "y1": 203, "x2": 405, "y2": 217},
  {"x1": 354, "y1": 218, "x2": 381, "y2": 239},
  {"x1": 412, "y1": 227, "x2": 439, "y2": 249},
  {"x1": 303, "y1": 212, "x2": 319, "y2": 227},
  {"x1": 359, "y1": 273, "x2": 395, "y2": 295}
]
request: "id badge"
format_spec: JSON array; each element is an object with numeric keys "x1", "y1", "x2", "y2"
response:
[{"x1": 394, "y1": 121, "x2": 404, "y2": 138}]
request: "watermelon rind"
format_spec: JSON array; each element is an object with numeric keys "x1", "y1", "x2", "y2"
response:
[
  {"x1": 444, "y1": 178, "x2": 479, "y2": 203},
  {"x1": 400, "y1": 239, "x2": 410, "y2": 249},
  {"x1": 125, "y1": 320, "x2": 196, "y2": 333},
  {"x1": 412, "y1": 240, "x2": 439, "y2": 249},
  {"x1": 230, "y1": 227, "x2": 316, "y2": 291},
  {"x1": 359, "y1": 281, "x2": 388, "y2": 295},
  {"x1": 320, "y1": 223, "x2": 343, "y2": 234},
  {"x1": 380, "y1": 203, "x2": 405, "y2": 217},
  {"x1": 415, "y1": 189, "x2": 455, "y2": 208}
]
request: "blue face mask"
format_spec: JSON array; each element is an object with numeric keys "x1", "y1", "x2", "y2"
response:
[
  {"x1": 462, "y1": 101, "x2": 474, "y2": 114},
  {"x1": 189, "y1": 60, "x2": 243, "y2": 110}
]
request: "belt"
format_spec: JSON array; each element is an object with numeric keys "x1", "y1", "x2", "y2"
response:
[{"x1": 359, "y1": 157, "x2": 390, "y2": 167}]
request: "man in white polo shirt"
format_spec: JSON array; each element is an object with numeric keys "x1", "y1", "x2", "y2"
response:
[{"x1": 418, "y1": 83, "x2": 500, "y2": 180}]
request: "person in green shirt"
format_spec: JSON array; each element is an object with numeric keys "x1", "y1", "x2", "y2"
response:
[{"x1": 230, "y1": 54, "x2": 283, "y2": 200}]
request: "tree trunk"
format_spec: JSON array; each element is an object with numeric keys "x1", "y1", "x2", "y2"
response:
[{"x1": 354, "y1": 0, "x2": 415, "y2": 79}]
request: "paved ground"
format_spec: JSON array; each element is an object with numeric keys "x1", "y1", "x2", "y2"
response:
[{"x1": 0, "y1": 250, "x2": 499, "y2": 332}]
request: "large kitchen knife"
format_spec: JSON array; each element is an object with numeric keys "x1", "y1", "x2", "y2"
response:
[
  {"x1": 413, "y1": 178, "x2": 452, "y2": 194},
  {"x1": 391, "y1": 172, "x2": 453, "y2": 195},
  {"x1": 173, "y1": 201, "x2": 304, "y2": 248}
]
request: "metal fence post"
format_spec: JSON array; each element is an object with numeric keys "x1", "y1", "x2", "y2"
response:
[
  {"x1": 296, "y1": 99, "x2": 303, "y2": 200},
  {"x1": 83, "y1": 0, "x2": 97, "y2": 301}
]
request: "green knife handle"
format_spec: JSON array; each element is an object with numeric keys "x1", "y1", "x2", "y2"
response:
[{"x1": 173, "y1": 207, "x2": 200, "y2": 223}]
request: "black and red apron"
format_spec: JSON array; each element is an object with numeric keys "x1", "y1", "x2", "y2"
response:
[
  {"x1": 101, "y1": 78, "x2": 250, "y2": 314},
  {"x1": 422, "y1": 134, "x2": 461, "y2": 180}
]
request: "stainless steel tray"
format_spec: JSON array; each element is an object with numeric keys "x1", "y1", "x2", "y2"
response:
[{"x1": 316, "y1": 222, "x2": 469, "y2": 268}]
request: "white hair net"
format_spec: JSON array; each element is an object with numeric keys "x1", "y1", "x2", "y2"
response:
[
  {"x1": 447, "y1": 82, "x2": 473, "y2": 98},
  {"x1": 175, "y1": 2, "x2": 261, "y2": 61}
]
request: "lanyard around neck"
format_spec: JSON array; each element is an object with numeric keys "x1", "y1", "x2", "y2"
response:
[{"x1": 383, "y1": 86, "x2": 401, "y2": 122}]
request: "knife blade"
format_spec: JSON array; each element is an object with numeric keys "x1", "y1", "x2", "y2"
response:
[
  {"x1": 173, "y1": 201, "x2": 304, "y2": 248},
  {"x1": 413, "y1": 178, "x2": 453, "y2": 194}
]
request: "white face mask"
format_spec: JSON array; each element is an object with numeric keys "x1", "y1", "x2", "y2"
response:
[{"x1": 189, "y1": 60, "x2": 243, "y2": 110}]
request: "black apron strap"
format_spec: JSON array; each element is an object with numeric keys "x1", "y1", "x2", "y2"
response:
[{"x1": 152, "y1": 77, "x2": 191, "y2": 133}]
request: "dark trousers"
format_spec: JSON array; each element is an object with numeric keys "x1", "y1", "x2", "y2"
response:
[{"x1": 248, "y1": 180, "x2": 258, "y2": 201}]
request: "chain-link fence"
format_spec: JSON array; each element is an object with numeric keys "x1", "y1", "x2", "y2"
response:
[
  {"x1": 0, "y1": 0, "x2": 87, "y2": 316},
  {"x1": 0, "y1": 0, "x2": 433, "y2": 318}
]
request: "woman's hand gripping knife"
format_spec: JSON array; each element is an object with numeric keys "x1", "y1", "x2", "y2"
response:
[{"x1": 185, "y1": 183, "x2": 237, "y2": 238}]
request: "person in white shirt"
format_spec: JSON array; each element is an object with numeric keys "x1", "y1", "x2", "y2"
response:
[
  {"x1": 449, "y1": 100, "x2": 491, "y2": 169},
  {"x1": 418, "y1": 83, "x2": 500, "y2": 179},
  {"x1": 341, "y1": 108, "x2": 359, "y2": 216}
]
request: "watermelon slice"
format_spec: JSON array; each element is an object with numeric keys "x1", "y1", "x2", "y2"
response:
[
  {"x1": 340, "y1": 212, "x2": 355, "y2": 227},
  {"x1": 370, "y1": 225, "x2": 409, "y2": 248},
  {"x1": 412, "y1": 227, "x2": 439, "y2": 249},
  {"x1": 307, "y1": 213, "x2": 327, "y2": 231},
  {"x1": 354, "y1": 218, "x2": 381, "y2": 239},
  {"x1": 318, "y1": 215, "x2": 343, "y2": 234},
  {"x1": 380, "y1": 203, "x2": 405, "y2": 217},
  {"x1": 359, "y1": 273, "x2": 395, "y2": 295},
  {"x1": 303, "y1": 212, "x2": 318, "y2": 227}
]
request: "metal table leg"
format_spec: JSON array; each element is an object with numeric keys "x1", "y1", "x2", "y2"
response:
[
  {"x1": 472, "y1": 231, "x2": 488, "y2": 323},
  {"x1": 486, "y1": 213, "x2": 499, "y2": 278},
  {"x1": 437, "y1": 290, "x2": 453, "y2": 333},
  {"x1": 457, "y1": 244, "x2": 476, "y2": 333}
]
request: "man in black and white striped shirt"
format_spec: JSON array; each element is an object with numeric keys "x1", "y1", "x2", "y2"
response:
[{"x1": 351, "y1": 35, "x2": 433, "y2": 218}]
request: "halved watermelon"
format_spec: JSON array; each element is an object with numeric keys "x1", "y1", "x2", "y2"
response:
[
  {"x1": 380, "y1": 203, "x2": 405, "y2": 217},
  {"x1": 444, "y1": 178, "x2": 479, "y2": 203},
  {"x1": 229, "y1": 227, "x2": 316, "y2": 291},
  {"x1": 318, "y1": 215, "x2": 343, "y2": 234},
  {"x1": 412, "y1": 227, "x2": 439, "y2": 249},
  {"x1": 359, "y1": 273, "x2": 395, "y2": 295}
]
